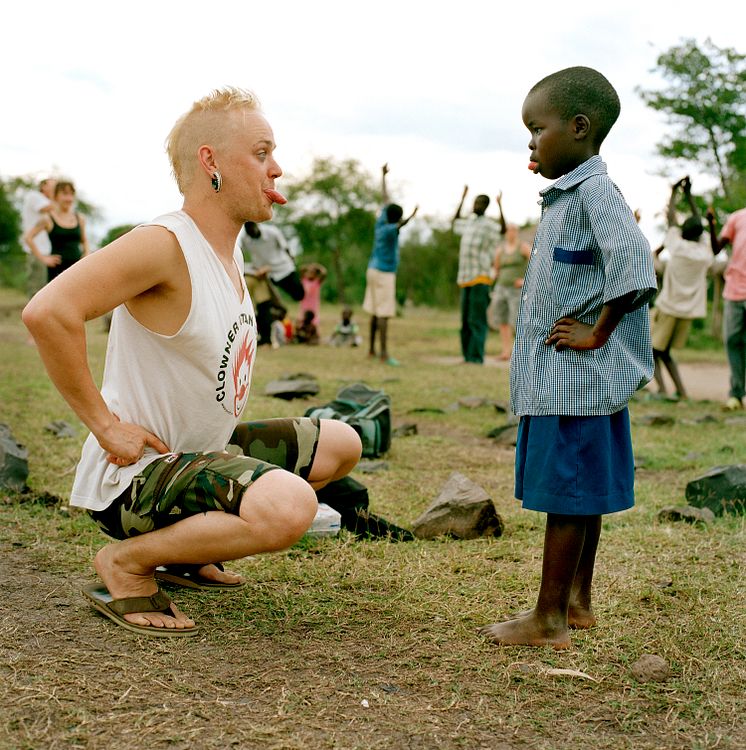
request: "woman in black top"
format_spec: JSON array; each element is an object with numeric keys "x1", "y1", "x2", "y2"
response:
[{"x1": 23, "y1": 180, "x2": 91, "y2": 283}]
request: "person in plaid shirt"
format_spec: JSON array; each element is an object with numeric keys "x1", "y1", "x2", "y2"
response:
[{"x1": 452, "y1": 188, "x2": 506, "y2": 363}]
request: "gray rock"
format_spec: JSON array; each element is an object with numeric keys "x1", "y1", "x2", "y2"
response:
[
  {"x1": 355, "y1": 460, "x2": 389, "y2": 474},
  {"x1": 487, "y1": 424, "x2": 519, "y2": 446},
  {"x1": 458, "y1": 396, "x2": 489, "y2": 409},
  {"x1": 392, "y1": 423, "x2": 418, "y2": 438},
  {"x1": 695, "y1": 414, "x2": 719, "y2": 424},
  {"x1": 0, "y1": 424, "x2": 29, "y2": 492},
  {"x1": 631, "y1": 654, "x2": 670, "y2": 683},
  {"x1": 639, "y1": 413, "x2": 676, "y2": 426},
  {"x1": 44, "y1": 420, "x2": 77, "y2": 438},
  {"x1": 685, "y1": 465, "x2": 746, "y2": 516},
  {"x1": 657, "y1": 505, "x2": 715, "y2": 525},
  {"x1": 412, "y1": 472, "x2": 504, "y2": 540},
  {"x1": 265, "y1": 376, "x2": 320, "y2": 399}
]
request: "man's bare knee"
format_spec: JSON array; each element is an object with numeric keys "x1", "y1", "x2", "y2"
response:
[
  {"x1": 311, "y1": 420, "x2": 362, "y2": 485},
  {"x1": 239, "y1": 471, "x2": 317, "y2": 551}
]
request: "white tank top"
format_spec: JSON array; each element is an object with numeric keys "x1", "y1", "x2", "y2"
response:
[{"x1": 70, "y1": 210, "x2": 257, "y2": 511}]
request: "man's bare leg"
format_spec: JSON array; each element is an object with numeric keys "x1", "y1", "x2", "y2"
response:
[
  {"x1": 93, "y1": 420, "x2": 361, "y2": 629},
  {"x1": 186, "y1": 419, "x2": 361, "y2": 587},
  {"x1": 481, "y1": 513, "x2": 586, "y2": 649},
  {"x1": 94, "y1": 470, "x2": 318, "y2": 630}
]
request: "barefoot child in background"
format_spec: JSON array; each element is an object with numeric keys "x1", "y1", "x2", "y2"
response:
[{"x1": 481, "y1": 66, "x2": 656, "y2": 649}]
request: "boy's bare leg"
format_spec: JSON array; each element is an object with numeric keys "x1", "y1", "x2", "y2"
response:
[
  {"x1": 567, "y1": 515, "x2": 600, "y2": 627},
  {"x1": 94, "y1": 470, "x2": 319, "y2": 630},
  {"x1": 662, "y1": 353, "x2": 687, "y2": 398},
  {"x1": 509, "y1": 514, "x2": 601, "y2": 628},
  {"x1": 481, "y1": 513, "x2": 586, "y2": 649},
  {"x1": 369, "y1": 316, "x2": 378, "y2": 356},
  {"x1": 652, "y1": 351, "x2": 668, "y2": 394},
  {"x1": 378, "y1": 318, "x2": 389, "y2": 361}
]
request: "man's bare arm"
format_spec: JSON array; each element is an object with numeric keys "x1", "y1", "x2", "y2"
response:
[{"x1": 22, "y1": 226, "x2": 184, "y2": 465}]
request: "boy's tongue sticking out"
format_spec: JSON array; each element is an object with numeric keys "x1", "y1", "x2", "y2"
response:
[{"x1": 528, "y1": 161, "x2": 539, "y2": 173}]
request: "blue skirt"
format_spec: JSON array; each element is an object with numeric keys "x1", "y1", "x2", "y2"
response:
[{"x1": 514, "y1": 409, "x2": 634, "y2": 516}]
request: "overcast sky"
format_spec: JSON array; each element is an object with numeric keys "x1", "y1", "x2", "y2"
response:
[{"x1": 3, "y1": 1, "x2": 743, "y2": 247}]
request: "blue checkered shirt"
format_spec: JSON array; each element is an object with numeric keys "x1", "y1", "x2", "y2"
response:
[{"x1": 510, "y1": 156, "x2": 657, "y2": 416}]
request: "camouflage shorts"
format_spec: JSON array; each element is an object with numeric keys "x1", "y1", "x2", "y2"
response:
[{"x1": 91, "y1": 417, "x2": 320, "y2": 540}]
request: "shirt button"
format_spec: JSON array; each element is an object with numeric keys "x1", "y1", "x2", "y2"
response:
[{"x1": 523, "y1": 294, "x2": 528, "y2": 301}]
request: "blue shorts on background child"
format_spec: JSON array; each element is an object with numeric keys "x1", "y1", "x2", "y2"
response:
[{"x1": 481, "y1": 66, "x2": 657, "y2": 650}]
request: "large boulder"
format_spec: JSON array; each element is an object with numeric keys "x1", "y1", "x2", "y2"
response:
[
  {"x1": 0, "y1": 424, "x2": 29, "y2": 492},
  {"x1": 685, "y1": 465, "x2": 746, "y2": 516},
  {"x1": 412, "y1": 471, "x2": 504, "y2": 540}
]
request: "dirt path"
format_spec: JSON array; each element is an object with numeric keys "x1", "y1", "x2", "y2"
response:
[
  {"x1": 428, "y1": 356, "x2": 732, "y2": 404},
  {"x1": 662, "y1": 361, "x2": 730, "y2": 402}
]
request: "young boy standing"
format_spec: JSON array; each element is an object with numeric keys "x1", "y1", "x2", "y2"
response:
[
  {"x1": 362, "y1": 163, "x2": 417, "y2": 366},
  {"x1": 482, "y1": 67, "x2": 657, "y2": 649}
]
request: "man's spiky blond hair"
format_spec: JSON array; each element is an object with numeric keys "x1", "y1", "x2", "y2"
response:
[{"x1": 166, "y1": 87, "x2": 261, "y2": 194}]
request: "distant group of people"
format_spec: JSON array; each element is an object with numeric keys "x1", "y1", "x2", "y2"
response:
[{"x1": 18, "y1": 65, "x2": 746, "y2": 654}]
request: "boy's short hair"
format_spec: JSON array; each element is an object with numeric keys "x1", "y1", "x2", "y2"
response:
[
  {"x1": 166, "y1": 86, "x2": 261, "y2": 194},
  {"x1": 529, "y1": 66, "x2": 620, "y2": 147},
  {"x1": 386, "y1": 204, "x2": 403, "y2": 223},
  {"x1": 682, "y1": 216, "x2": 704, "y2": 241}
]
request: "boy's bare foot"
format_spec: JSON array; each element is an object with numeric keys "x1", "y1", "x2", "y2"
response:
[
  {"x1": 480, "y1": 612, "x2": 571, "y2": 649},
  {"x1": 509, "y1": 604, "x2": 597, "y2": 630},
  {"x1": 93, "y1": 545, "x2": 195, "y2": 630}
]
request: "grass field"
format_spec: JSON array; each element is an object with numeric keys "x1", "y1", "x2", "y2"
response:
[{"x1": 1, "y1": 287, "x2": 744, "y2": 750}]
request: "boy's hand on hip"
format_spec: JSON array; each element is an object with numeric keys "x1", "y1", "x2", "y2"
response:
[{"x1": 545, "y1": 317, "x2": 607, "y2": 352}]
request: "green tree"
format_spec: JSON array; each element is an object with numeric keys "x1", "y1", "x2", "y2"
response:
[
  {"x1": 398, "y1": 224, "x2": 460, "y2": 308},
  {"x1": 0, "y1": 178, "x2": 24, "y2": 289},
  {"x1": 637, "y1": 38, "x2": 746, "y2": 209},
  {"x1": 99, "y1": 224, "x2": 138, "y2": 248},
  {"x1": 280, "y1": 157, "x2": 379, "y2": 304}
]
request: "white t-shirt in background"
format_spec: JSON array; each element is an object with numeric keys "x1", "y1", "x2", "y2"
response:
[{"x1": 21, "y1": 191, "x2": 52, "y2": 256}]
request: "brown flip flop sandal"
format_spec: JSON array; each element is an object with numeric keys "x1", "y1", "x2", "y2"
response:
[
  {"x1": 154, "y1": 563, "x2": 246, "y2": 590},
  {"x1": 82, "y1": 583, "x2": 199, "y2": 637}
]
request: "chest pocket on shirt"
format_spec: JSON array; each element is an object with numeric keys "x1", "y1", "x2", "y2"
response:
[{"x1": 550, "y1": 246, "x2": 599, "y2": 311}]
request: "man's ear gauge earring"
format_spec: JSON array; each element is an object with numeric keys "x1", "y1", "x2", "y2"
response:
[{"x1": 211, "y1": 171, "x2": 222, "y2": 193}]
